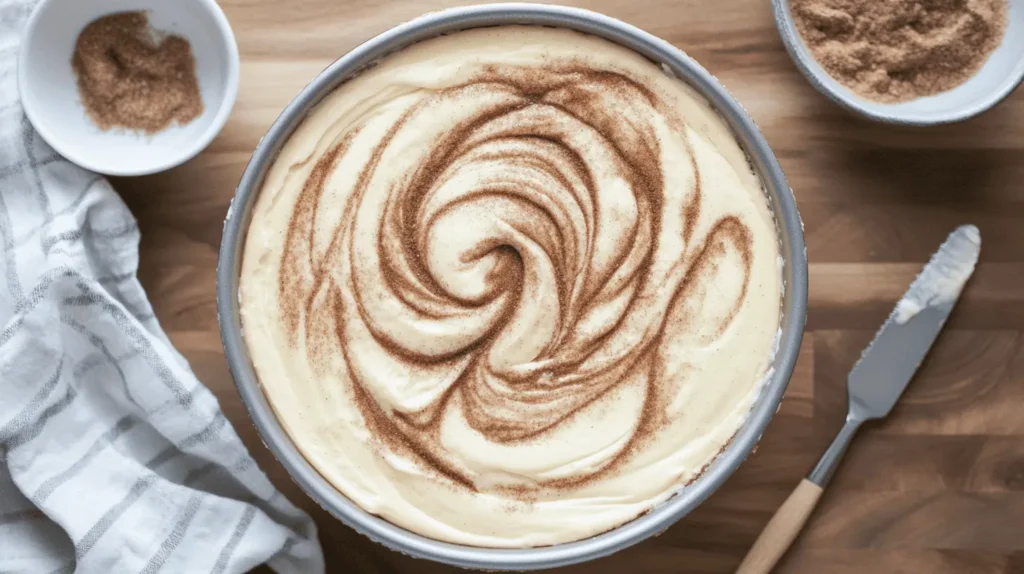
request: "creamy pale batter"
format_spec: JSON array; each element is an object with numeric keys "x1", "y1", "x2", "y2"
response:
[{"x1": 240, "y1": 26, "x2": 781, "y2": 548}]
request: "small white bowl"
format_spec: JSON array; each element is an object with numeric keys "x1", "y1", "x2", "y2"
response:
[
  {"x1": 772, "y1": 0, "x2": 1024, "y2": 126},
  {"x1": 18, "y1": 0, "x2": 240, "y2": 176}
]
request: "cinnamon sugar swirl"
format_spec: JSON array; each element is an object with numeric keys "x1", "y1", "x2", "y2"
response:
[{"x1": 240, "y1": 26, "x2": 781, "y2": 547}]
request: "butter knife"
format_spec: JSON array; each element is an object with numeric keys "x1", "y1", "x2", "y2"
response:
[{"x1": 736, "y1": 224, "x2": 982, "y2": 574}]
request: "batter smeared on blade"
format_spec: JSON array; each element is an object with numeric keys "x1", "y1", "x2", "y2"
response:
[{"x1": 893, "y1": 225, "x2": 980, "y2": 325}]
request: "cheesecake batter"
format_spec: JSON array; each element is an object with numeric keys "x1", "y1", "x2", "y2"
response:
[{"x1": 240, "y1": 26, "x2": 781, "y2": 548}]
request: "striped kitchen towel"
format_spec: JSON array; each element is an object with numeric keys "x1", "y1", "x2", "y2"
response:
[{"x1": 0, "y1": 1, "x2": 325, "y2": 573}]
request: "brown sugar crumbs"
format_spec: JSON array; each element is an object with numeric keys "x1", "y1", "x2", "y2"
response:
[
  {"x1": 72, "y1": 11, "x2": 204, "y2": 133},
  {"x1": 790, "y1": 0, "x2": 1008, "y2": 103}
]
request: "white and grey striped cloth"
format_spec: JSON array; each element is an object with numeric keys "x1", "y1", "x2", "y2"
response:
[{"x1": 0, "y1": 1, "x2": 325, "y2": 572}]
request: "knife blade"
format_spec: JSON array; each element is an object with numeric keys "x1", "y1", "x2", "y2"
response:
[
  {"x1": 807, "y1": 223, "x2": 981, "y2": 488},
  {"x1": 846, "y1": 223, "x2": 981, "y2": 421}
]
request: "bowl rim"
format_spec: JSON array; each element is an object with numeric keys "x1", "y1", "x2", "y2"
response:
[
  {"x1": 771, "y1": 0, "x2": 1024, "y2": 126},
  {"x1": 16, "y1": 0, "x2": 241, "y2": 177},
  {"x1": 217, "y1": 3, "x2": 808, "y2": 570}
]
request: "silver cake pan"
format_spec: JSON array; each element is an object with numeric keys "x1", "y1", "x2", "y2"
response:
[{"x1": 217, "y1": 3, "x2": 808, "y2": 570}]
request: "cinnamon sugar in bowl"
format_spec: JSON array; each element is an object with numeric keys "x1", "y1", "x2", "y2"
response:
[
  {"x1": 18, "y1": 0, "x2": 239, "y2": 175},
  {"x1": 772, "y1": 0, "x2": 1024, "y2": 125}
]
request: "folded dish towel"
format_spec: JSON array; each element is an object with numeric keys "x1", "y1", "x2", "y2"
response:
[{"x1": 0, "y1": 1, "x2": 325, "y2": 572}]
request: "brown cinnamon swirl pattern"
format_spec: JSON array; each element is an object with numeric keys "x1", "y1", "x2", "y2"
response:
[{"x1": 241, "y1": 26, "x2": 781, "y2": 547}]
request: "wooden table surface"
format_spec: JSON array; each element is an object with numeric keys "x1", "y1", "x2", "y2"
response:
[{"x1": 112, "y1": 0, "x2": 1024, "y2": 572}]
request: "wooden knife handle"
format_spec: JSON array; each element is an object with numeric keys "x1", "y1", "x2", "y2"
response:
[{"x1": 736, "y1": 478, "x2": 823, "y2": 574}]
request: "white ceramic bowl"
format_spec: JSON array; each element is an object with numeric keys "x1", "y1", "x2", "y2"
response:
[
  {"x1": 773, "y1": 0, "x2": 1024, "y2": 125},
  {"x1": 18, "y1": 0, "x2": 239, "y2": 176}
]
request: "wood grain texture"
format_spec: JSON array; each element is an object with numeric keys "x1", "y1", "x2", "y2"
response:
[{"x1": 110, "y1": 0, "x2": 1024, "y2": 571}]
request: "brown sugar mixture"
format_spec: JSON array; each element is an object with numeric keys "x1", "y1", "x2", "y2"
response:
[
  {"x1": 72, "y1": 12, "x2": 203, "y2": 133},
  {"x1": 790, "y1": 0, "x2": 1008, "y2": 103}
]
